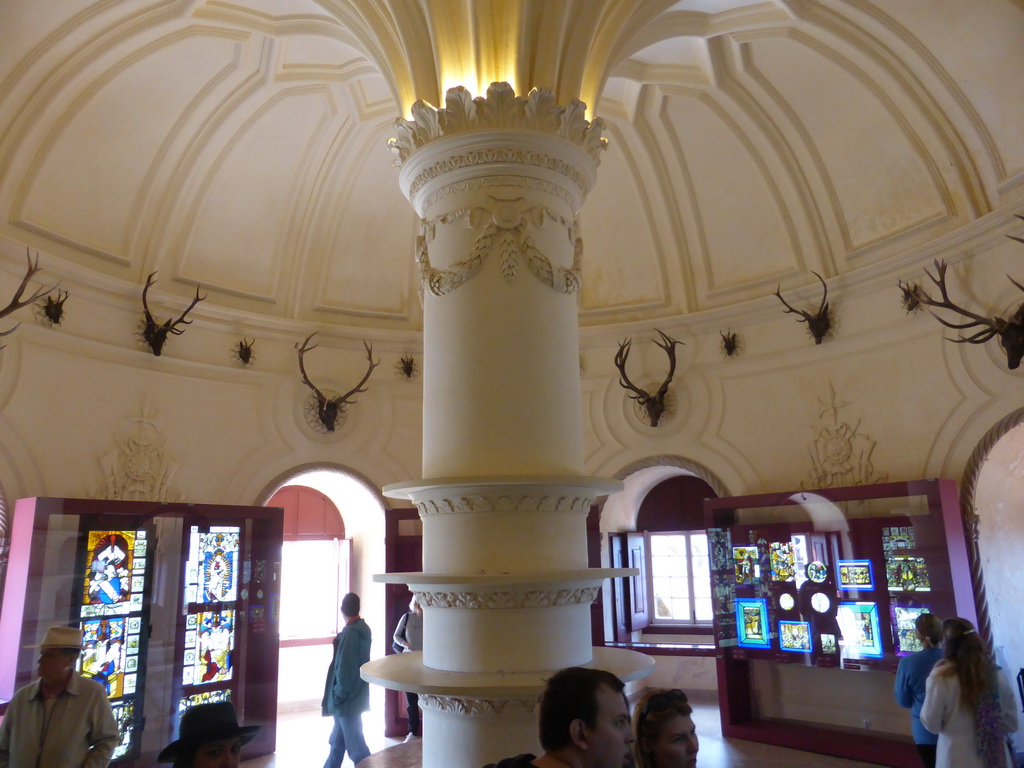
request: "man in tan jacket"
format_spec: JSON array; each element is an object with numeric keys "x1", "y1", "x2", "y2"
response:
[{"x1": 0, "y1": 626, "x2": 118, "y2": 768}]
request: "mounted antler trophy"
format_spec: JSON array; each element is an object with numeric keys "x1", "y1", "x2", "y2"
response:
[
  {"x1": 295, "y1": 333, "x2": 379, "y2": 432},
  {"x1": 140, "y1": 272, "x2": 206, "y2": 356},
  {"x1": 613, "y1": 329, "x2": 683, "y2": 427},
  {"x1": 774, "y1": 271, "x2": 833, "y2": 344},
  {"x1": 39, "y1": 289, "x2": 69, "y2": 326},
  {"x1": 396, "y1": 353, "x2": 418, "y2": 380},
  {"x1": 1, "y1": 248, "x2": 58, "y2": 344},
  {"x1": 899, "y1": 258, "x2": 1024, "y2": 370},
  {"x1": 721, "y1": 330, "x2": 740, "y2": 357},
  {"x1": 234, "y1": 337, "x2": 255, "y2": 366}
]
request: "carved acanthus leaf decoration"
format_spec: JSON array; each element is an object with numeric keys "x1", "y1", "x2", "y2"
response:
[
  {"x1": 419, "y1": 695, "x2": 536, "y2": 717},
  {"x1": 415, "y1": 587, "x2": 600, "y2": 610},
  {"x1": 388, "y1": 82, "x2": 607, "y2": 165}
]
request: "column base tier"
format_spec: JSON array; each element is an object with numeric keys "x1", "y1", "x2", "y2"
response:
[{"x1": 360, "y1": 647, "x2": 654, "y2": 696}]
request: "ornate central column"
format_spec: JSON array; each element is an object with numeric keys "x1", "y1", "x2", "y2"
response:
[{"x1": 362, "y1": 83, "x2": 651, "y2": 768}]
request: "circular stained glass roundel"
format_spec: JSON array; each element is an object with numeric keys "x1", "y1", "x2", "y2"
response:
[
  {"x1": 811, "y1": 592, "x2": 831, "y2": 613},
  {"x1": 779, "y1": 593, "x2": 795, "y2": 611},
  {"x1": 806, "y1": 561, "x2": 828, "y2": 583}
]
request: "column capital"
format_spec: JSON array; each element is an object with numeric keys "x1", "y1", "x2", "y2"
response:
[{"x1": 388, "y1": 82, "x2": 607, "y2": 166}]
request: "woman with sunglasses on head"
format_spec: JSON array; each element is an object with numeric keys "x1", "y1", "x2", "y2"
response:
[
  {"x1": 633, "y1": 689, "x2": 699, "y2": 768},
  {"x1": 919, "y1": 618, "x2": 1018, "y2": 768}
]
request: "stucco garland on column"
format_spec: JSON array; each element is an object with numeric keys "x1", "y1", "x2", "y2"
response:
[
  {"x1": 419, "y1": 695, "x2": 537, "y2": 717},
  {"x1": 388, "y1": 82, "x2": 607, "y2": 168},
  {"x1": 414, "y1": 586, "x2": 600, "y2": 609},
  {"x1": 416, "y1": 204, "x2": 582, "y2": 300}
]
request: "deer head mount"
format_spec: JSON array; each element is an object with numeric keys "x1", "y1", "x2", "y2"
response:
[
  {"x1": 614, "y1": 329, "x2": 683, "y2": 427},
  {"x1": 295, "y1": 333, "x2": 379, "y2": 432},
  {"x1": 39, "y1": 289, "x2": 69, "y2": 327},
  {"x1": 774, "y1": 271, "x2": 833, "y2": 344},
  {"x1": 140, "y1": 272, "x2": 206, "y2": 356},
  {"x1": 234, "y1": 337, "x2": 255, "y2": 366},
  {"x1": 899, "y1": 258, "x2": 1024, "y2": 370},
  {"x1": 721, "y1": 330, "x2": 740, "y2": 357},
  {"x1": 1, "y1": 248, "x2": 58, "y2": 344},
  {"x1": 396, "y1": 353, "x2": 418, "y2": 380}
]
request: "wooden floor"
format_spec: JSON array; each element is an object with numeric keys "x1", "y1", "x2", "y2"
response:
[{"x1": 243, "y1": 692, "x2": 887, "y2": 768}]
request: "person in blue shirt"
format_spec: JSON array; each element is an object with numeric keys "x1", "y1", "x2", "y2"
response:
[{"x1": 895, "y1": 613, "x2": 944, "y2": 768}]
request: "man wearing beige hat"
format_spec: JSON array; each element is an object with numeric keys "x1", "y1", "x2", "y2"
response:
[{"x1": 0, "y1": 625, "x2": 118, "y2": 768}]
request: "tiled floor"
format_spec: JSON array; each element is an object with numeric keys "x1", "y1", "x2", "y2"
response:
[{"x1": 243, "y1": 692, "x2": 886, "y2": 768}]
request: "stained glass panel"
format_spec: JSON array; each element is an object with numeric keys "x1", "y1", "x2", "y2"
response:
[
  {"x1": 77, "y1": 528, "x2": 150, "y2": 764},
  {"x1": 80, "y1": 617, "x2": 128, "y2": 698},
  {"x1": 184, "y1": 609, "x2": 234, "y2": 686}
]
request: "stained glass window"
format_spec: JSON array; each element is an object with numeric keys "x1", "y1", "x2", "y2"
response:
[
  {"x1": 77, "y1": 529, "x2": 150, "y2": 762},
  {"x1": 182, "y1": 526, "x2": 240, "y2": 692}
]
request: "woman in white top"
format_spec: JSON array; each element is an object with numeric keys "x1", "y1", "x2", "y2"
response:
[{"x1": 919, "y1": 617, "x2": 1018, "y2": 768}]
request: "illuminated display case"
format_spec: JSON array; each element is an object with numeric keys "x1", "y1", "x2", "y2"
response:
[
  {"x1": 0, "y1": 498, "x2": 283, "y2": 767},
  {"x1": 705, "y1": 478, "x2": 975, "y2": 768}
]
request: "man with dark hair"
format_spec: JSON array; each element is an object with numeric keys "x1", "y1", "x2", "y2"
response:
[
  {"x1": 485, "y1": 667, "x2": 634, "y2": 768},
  {"x1": 322, "y1": 592, "x2": 372, "y2": 768},
  {"x1": 0, "y1": 625, "x2": 118, "y2": 768}
]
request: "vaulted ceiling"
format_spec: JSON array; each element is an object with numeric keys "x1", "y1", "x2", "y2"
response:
[{"x1": 1, "y1": 0, "x2": 1020, "y2": 336}]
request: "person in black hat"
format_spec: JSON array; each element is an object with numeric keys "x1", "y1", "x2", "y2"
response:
[{"x1": 157, "y1": 702, "x2": 259, "y2": 768}]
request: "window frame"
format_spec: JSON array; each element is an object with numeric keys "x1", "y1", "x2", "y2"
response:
[{"x1": 644, "y1": 529, "x2": 713, "y2": 630}]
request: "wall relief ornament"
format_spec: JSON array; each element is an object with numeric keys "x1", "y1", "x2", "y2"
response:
[
  {"x1": 415, "y1": 587, "x2": 600, "y2": 610},
  {"x1": 416, "y1": 202, "x2": 582, "y2": 301},
  {"x1": 419, "y1": 695, "x2": 537, "y2": 717},
  {"x1": 388, "y1": 82, "x2": 607, "y2": 166},
  {"x1": 95, "y1": 402, "x2": 182, "y2": 501},
  {"x1": 804, "y1": 384, "x2": 887, "y2": 489}
]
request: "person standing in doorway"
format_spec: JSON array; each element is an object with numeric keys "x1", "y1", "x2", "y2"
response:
[
  {"x1": 392, "y1": 595, "x2": 424, "y2": 742},
  {"x1": 322, "y1": 592, "x2": 372, "y2": 768}
]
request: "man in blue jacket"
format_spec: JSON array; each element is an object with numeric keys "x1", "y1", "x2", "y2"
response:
[{"x1": 322, "y1": 592, "x2": 372, "y2": 768}]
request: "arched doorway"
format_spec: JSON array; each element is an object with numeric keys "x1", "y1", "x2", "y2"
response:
[
  {"x1": 961, "y1": 413, "x2": 1024, "y2": 700},
  {"x1": 269, "y1": 484, "x2": 350, "y2": 711},
  {"x1": 256, "y1": 466, "x2": 388, "y2": 726}
]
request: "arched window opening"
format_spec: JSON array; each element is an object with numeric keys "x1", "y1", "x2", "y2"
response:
[
  {"x1": 609, "y1": 473, "x2": 718, "y2": 642},
  {"x1": 638, "y1": 476, "x2": 715, "y2": 628}
]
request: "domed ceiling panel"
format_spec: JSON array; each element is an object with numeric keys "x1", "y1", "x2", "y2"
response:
[
  {"x1": 660, "y1": 90, "x2": 804, "y2": 293},
  {"x1": 314, "y1": 123, "x2": 418, "y2": 322},
  {"x1": 743, "y1": 32, "x2": 949, "y2": 252},
  {"x1": 874, "y1": 0, "x2": 1024, "y2": 184},
  {"x1": 179, "y1": 86, "x2": 340, "y2": 299},
  {"x1": 17, "y1": 33, "x2": 247, "y2": 264},
  {"x1": 579, "y1": 122, "x2": 670, "y2": 318}
]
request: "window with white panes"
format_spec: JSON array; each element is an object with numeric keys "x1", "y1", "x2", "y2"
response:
[{"x1": 648, "y1": 531, "x2": 712, "y2": 625}]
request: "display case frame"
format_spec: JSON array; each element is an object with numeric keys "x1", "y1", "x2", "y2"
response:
[
  {"x1": 0, "y1": 497, "x2": 283, "y2": 767},
  {"x1": 704, "y1": 478, "x2": 974, "y2": 767}
]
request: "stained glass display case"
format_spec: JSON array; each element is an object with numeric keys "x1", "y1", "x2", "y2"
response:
[
  {"x1": 704, "y1": 478, "x2": 975, "y2": 767},
  {"x1": 0, "y1": 498, "x2": 283, "y2": 767}
]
